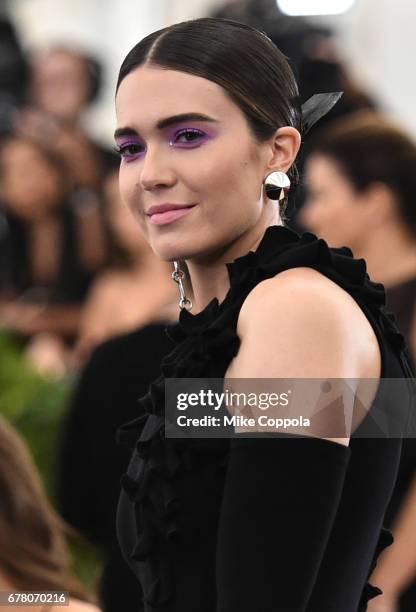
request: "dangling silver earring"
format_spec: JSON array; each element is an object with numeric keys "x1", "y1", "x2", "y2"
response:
[
  {"x1": 264, "y1": 171, "x2": 291, "y2": 201},
  {"x1": 172, "y1": 261, "x2": 193, "y2": 310}
]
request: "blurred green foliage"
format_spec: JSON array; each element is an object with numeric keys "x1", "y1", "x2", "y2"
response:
[
  {"x1": 0, "y1": 331, "x2": 103, "y2": 592},
  {"x1": 0, "y1": 332, "x2": 70, "y2": 490}
]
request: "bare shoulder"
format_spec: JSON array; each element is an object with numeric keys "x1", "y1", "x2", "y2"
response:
[
  {"x1": 238, "y1": 266, "x2": 376, "y2": 365},
  {"x1": 226, "y1": 267, "x2": 381, "y2": 445},
  {"x1": 240, "y1": 266, "x2": 359, "y2": 319},
  {"x1": 240, "y1": 266, "x2": 379, "y2": 344}
]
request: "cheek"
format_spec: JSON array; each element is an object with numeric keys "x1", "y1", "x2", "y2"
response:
[
  {"x1": 330, "y1": 186, "x2": 362, "y2": 227},
  {"x1": 317, "y1": 197, "x2": 363, "y2": 247},
  {"x1": 186, "y1": 146, "x2": 262, "y2": 216},
  {"x1": 302, "y1": 188, "x2": 351, "y2": 237}
]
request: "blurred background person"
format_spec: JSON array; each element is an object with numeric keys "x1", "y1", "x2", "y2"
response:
[
  {"x1": 299, "y1": 111, "x2": 416, "y2": 611},
  {"x1": 57, "y1": 317, "x2": 178, "y2": 612},
  {"x1": 12, "y1": 45, "x2": 118, "y2": 277},
  {"x1": 0, "y1": 415, "x2": 101, "y2": 612},
  {"x1": 300, "y1": 113, "x2": 416, "y2": 357},
  {"x1": 18, "y1": 45, "x2": 118, "y2": 183},
  {"x1": 73, "y1": 169, "x2": 178, "y2": 366},
  {"x1": 0, "y1": 135, "x2": 100, "y2": 376}
]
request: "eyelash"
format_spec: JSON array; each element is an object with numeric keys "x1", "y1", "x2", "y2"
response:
[
  {"x1": 172, "y1": 128, "x2": 206, "y2": 146},
  {"x1": 113, "y1": 142, "x2": 144, "y2": 159},
  {"x1": 114, "y1": 128, "x2": 207, "y2": 161}
]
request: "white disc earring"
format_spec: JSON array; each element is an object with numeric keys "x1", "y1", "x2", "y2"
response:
[{"x1": 264, "y1": 171, "x2": 291, "y2": 201}]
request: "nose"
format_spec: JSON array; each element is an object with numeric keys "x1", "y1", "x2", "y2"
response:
[{"x1": 139, "y1": 146, "x2": 177, "y2": 191}]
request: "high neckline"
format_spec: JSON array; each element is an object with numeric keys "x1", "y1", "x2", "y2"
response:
[{"x1": 176, "y1": 224, "x2": 299, "y2": 328}]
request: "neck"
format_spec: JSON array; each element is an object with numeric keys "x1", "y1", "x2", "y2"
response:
[
  {"x1": 185, "y1": 212, "x2": 282, "y2": 314},
  {"x1": 353, "y1": 222, "x2": 416, "y2": 288}
]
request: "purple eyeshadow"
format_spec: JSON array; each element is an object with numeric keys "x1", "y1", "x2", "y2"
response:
[
  {"x1": 115, "y1": 138, "x2": 146, "y2": 161},
  {"x1": 169, "y1": 127, "x2": 215, "y2": 148},
  {"x1": 115, "y1": 123, "x2": 217, "y2": 162}
]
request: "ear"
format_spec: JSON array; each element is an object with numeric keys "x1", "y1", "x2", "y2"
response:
[
  {"x1": 265, "y1": 126, "x2": 302, "y2": 174},
  {"x1": 363, "y1": 182, "x2": 397, "y2": 226}
]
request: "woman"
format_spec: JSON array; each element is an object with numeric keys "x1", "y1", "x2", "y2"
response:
[
  {"x1": 300, "y1": 112, "x2": 416, "y2": 611},
  {"x1": 15, "y1": 46, "x2": 114, "y2": 284},
  {"x1": 300, "y1": 113, "x2": 416, "y2": 362},
  {"x1": 58, "y1": 318, "x2": 177, "y2": 612},
  {"x1": 0, "y1": 135, "x2": 98, "y2": 376},
  {"x1": 114, "y1": 18, "x2": 414, "y2": 611},
  {"x1": 19, "y1": 45, "x2": 118, "y2": 182},
  {"x1": 0, "y1": 416, "x2": 100, "y2": 612}
]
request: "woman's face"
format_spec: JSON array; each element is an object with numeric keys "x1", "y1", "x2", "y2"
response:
[
  {"x1": 301, "y1": 154, "x2": 370, "y2": 252},
  {"x1": 0, "y1": 140, "x2": 63, "y2": 220},
  {"x1": 115, "y1": 65, "x2": 276, "y2": 262},
  {"x1": 32, "y1": 50, "x2": 91, "y2": 122}
]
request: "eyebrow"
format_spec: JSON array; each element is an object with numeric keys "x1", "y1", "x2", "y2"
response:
[{"x1": 114, "y1": 112, "x2": 218, "y2": 140}]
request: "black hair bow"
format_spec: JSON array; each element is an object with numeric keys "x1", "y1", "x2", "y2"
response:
[{"x1": 301, "y1": 91, "x2": 343, "y2": 134}]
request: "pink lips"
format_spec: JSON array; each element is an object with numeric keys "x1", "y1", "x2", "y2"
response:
[{"x1": 147, "y1": 205, "x2": 196, "y2": 226}]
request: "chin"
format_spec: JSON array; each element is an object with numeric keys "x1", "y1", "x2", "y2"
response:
[
  {"x1": 150, "y1": 244, "x2": 186, "y2": 263},
  {"x1": 150, "y1": 234, "x2": 203, "y2": 263}
]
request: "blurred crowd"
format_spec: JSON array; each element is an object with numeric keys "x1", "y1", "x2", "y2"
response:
[
  {"x1": 0, "y1": 14, "x2": 178, "y2": 379},
  {"x1": 1, "y1": 1, "x2": 416, "y2": 612}
]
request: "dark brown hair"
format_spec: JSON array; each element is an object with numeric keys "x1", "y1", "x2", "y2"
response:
[
  {"x1": 310, "y1": 111, "x2": 416, "y2": 238},
  {"x1": 116, "y1": 17, "x2": 302, "y2": 219},
  {"x1": 0, "y1": 417, "x2": 93, "y2": 602}
]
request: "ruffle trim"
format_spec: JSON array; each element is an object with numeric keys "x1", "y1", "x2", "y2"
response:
[
  {"x1": 118, "y1": 225, "x2": 412, "y2": 609},
  {"x1": 358, "y1": 527, "x2": 394, "y2": 611},
  {"x1": 166, "y1": 226, "x2": 413, "y2": 378},
  {"x1": 120, "y1": 414, "x2": 178, "y2": 608},
  {"x1": 118, "y1": 408, "x2": 229, "y2": 608}
]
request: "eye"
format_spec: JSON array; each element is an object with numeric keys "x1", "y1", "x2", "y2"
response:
[
  {"x1": 171, "y1": 128, "x2": 206, "y2": 146},
  {"x1": 114, "y1": 142, "x2": 145, "y2": 160}
]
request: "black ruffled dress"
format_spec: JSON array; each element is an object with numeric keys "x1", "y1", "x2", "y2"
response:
[{"x1": 116, "y1": 225, "x2": 415, "y2": 612}]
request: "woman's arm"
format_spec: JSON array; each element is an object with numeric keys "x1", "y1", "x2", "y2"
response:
[
  {"x1": 216, "y1": 268, "x2": 377, "y2": 611},
  {"x1": 216, "y1": 436, "x2": 350, "y2": 611}
]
